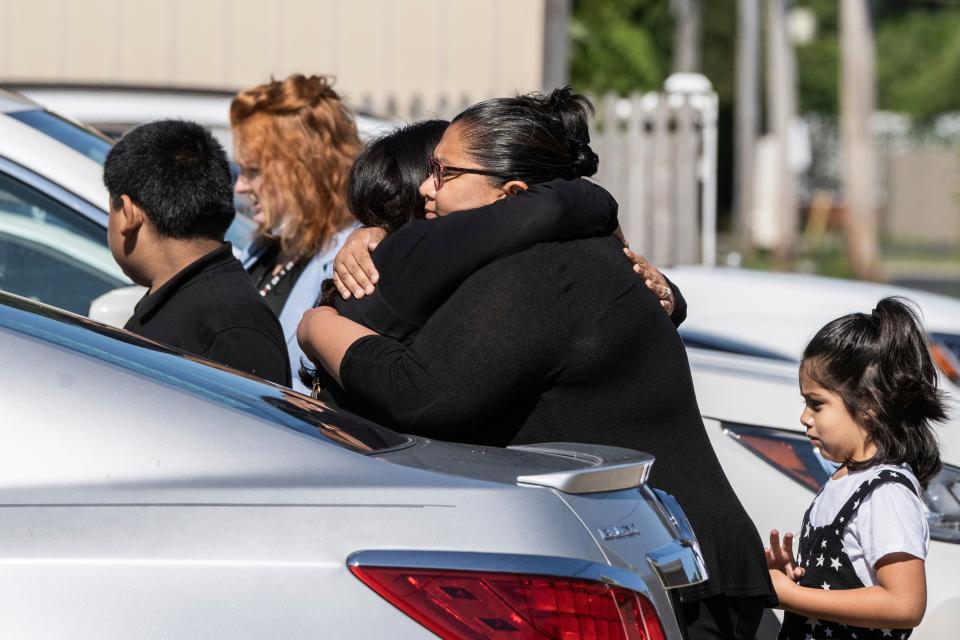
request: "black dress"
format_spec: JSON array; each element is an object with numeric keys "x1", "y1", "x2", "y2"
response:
[
  {"x1": 339, "y1": 234, "x2": 771, "y2": 603},
  {"x1": 322, "y1": 179, "x2": 771, "y2": 616}
]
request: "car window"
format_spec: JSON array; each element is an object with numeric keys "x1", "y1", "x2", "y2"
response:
[
  {"x1": 0, "y1": 292, "x2": 411, "y2": 454},
  {"x1": 7, "y1": 112, "x2": 256, "y2": 254},
  {"x1": 8, "y1": 109, "x2": 113, "y2": 164},
  {"x1": 679, "y1": 329, "x2": 797, "y2": 363},
  {"x1": 0, "y1": 171, "x2": 127, "y2": 314}
]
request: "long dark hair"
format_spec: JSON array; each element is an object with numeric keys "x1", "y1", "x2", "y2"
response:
[
  {"x1": 802, "y1": 297, "x2": 946, "y2": 485},
  {"x1": 301, "y1": 120, "x2": 449, "y2": 390},
  {"x1": 451, "y1": 86, "x2": 599, "y2": 184},
  {"x1": 347, "y1": 119, "x2": 449, "y2": 233}
]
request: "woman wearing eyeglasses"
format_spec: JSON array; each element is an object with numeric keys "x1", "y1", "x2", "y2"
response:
[
  {"x1": 318, "y1": 119, "x2": 681, "y2": 346},
  {"x1": 299, "y1": 87, "x2": 774, "y2": 639}
]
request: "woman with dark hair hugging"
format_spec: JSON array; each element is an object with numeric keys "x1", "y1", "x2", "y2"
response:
[
  {"x1": 314, "y1": 116, "x2": 682, "y2": 348},
  {"x1": 299, "y1": 89, "x2": 769, "y2": 639}
]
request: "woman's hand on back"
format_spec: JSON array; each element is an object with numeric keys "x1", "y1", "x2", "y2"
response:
[
  {"x1": 333, "y1": 227, "x2": 387, "y2": 299},
  {"x1": 623, "y1": 248, "x2": 675, "y2": 315}
]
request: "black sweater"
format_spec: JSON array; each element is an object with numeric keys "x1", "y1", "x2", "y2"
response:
[
  {"x1": 339, "y1": 234, "x2": 771, "y2": 602},
  {"x1": 125, "y1": 243, "x2": 290, "y2": 386},
  {"x1": 331, "y1": 178, "x2": 670, "y2": 340}
]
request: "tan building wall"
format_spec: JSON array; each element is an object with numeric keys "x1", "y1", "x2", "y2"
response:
[
  {"x1": 887, "y1": 150, "x2": 960, "y2": 247},
  {"x1": 0, "y1": 0, "x2": 547, "y2": 114}
]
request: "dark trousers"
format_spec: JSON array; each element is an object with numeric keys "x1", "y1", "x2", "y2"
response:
[{"x1": 677, "y1": 595, "x2": 772, "y2": 640}]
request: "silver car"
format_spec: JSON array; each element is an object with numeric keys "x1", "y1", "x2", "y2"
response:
[{"x1": 0, "y1": 291, "x2": 705, "y2": 639}]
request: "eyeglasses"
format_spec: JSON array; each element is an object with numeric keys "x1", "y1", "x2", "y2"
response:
[{"x1": 429, "y1": 156, "x2": 512, "y2": 191}]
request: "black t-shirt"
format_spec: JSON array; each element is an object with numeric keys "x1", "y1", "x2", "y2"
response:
[{"x1": 124, "y1": 243, "x2": 291, "y2": 386}]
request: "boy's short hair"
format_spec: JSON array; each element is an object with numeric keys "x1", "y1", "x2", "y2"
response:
[{"x1": 103, "y1": 120, "x2": 235, "y2": 240}]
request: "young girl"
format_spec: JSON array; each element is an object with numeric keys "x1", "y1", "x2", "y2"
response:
[{"x1": 769, "y1": 297, "x2": 946, "y2": 639}]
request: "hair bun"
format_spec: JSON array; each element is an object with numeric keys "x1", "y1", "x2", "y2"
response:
[
  {"x1": 569, "y1": 139, "x2": 599, "y2": 178},
  {"x1": 544, "y1": 87, "x2": 598, "y2": 178},
  {"x1": 452, "y1": 87, "x2": 600, "y2": 184},
  {"x1": 231, "y1": 74, "x2": 342, "y2": 123},
  {"x1": 286, "y1": 74, "x2": 340, "y2": 106}
]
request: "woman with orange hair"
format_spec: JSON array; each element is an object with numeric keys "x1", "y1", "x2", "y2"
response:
[{"x1": 231, "y1": 74, "x2": 362, "y2": 391}]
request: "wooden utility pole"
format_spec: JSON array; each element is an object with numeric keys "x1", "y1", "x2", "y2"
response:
[
  {"x1": 735, "y1": 0, "x2": 760, "y2": 249},
  {"x1": 542, "y1": 0, "x2": 572, "y2": 90},
  {"x1": 766, "y1": 0, "x2": 798, "y2": 266},
  {"x1": 841, "y1": 0, "x2": 881, "y2": 280},
  {"x1": 672, "y1": 0, "x2": 702, "y2": 72}
]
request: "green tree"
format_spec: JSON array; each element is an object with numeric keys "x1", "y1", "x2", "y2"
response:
[
  {"x1": 794, "y1": 0, "x2": 960, "y2": 118},
  {"x1": 876, "y1": 10, "x2": 960, "y2": 120},
  {"x1": 570, "y1": 0, "x2": 672, "y2": 95},
  {"x1": 570, "y1": 0, "x2": 738, "y2": 102}
]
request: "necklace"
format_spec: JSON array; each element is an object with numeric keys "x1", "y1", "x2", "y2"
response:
[{"x1": 259, "y1": 259, "x2": 297, "y2": 297}]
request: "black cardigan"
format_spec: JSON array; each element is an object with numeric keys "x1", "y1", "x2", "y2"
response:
[
  {"x1": 323, "y1": 179, "x2": 766, "y2": 601},
  {"x1": 339, "y1": 235, "x2": 772, "y2": 603},
  {"x1": 330, "y1": 178, "x2": 672, "y2": 340}
]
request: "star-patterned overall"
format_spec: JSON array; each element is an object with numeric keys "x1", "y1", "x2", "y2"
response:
[{"x1": 778, "y1": 470, "x2": 919, "y2": 640}]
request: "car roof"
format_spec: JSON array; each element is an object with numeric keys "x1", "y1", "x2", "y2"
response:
[
  {"x1": 665, "y1": 265, "x2": 960, "y2": 360},
  {"x1": 0, "y1": 88, "x2": 40, "y2": 113},
  {"x1": 0, "y1": 111, "x2": 109, "y2": 211},
  {"x1": 14, "y1": 83, "x2": 399, "y2": 141}
]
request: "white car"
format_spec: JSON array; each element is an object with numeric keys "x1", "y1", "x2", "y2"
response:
[
  {"x1": 12, "y1": 83, "x2": 398, "y2": 148},
  {"x1": 668, "y1": 266, "x2": 960, "y2": 639},
  {"x1": 0, "y1": 90, "x2": 132, "y2": 314},
  {"x1": 0, "y1": 88, "x2": 253, "y2": 315},
  {"x1": 0, "y1": 85, "x2": 398, "y2": 321},
  {"x1": 665, "y1": 265, "x2": 960, "y2": 379}
]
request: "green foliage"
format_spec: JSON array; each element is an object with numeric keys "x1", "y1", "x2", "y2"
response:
[
  {"x1": 876, "y1": 11, "x2": 960, "y2": 121},
  {"x1": 571, "y1": 0, "x2": 960, "y2": 119},
  {"x1": 794, "y1": 1, "x2": 960, "y2": 117},
  {"x1": 700, "y1": 0, "x2": 738, "y2": 104},
  {"x1": 570, "y1": 0, "x2": 672, "y2": 94},
  {"x1": 570, "y1": 0, "x2": 738, "y2": 102}
]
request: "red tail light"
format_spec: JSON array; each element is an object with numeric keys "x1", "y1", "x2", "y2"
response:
[
  {"x1": 350, "y1": 565, "x2": 666, "y2": 640},
  {"x1": 723, "y1": 422, "x2": 831, "y2": 492}
]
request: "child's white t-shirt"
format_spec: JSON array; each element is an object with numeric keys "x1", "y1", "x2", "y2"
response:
[{"x1": 805, "y1": 463, "x2": 929, "y2": 586}]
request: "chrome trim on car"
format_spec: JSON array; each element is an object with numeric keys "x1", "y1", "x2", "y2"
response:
[
  {"x1": 652, "y1": 489, "x2": 696, "y2": 542},
  {"x1": 646, "y1": 539, "x2": 707, "y2": 590},
  {"x1": 0, "y1": 154, "x2": 108, "y2": 226},
  {"x1": 347, "y1": 549, "x2": 656, "y2": 600},
  {"x1": 647, "y1": 489, "x2": 708, "y2": 590},
  {"x1": 597, "y1": 522, "x2": 642, "y2": 540},
  {"x1": 510, "y1": 443, "x2": 654, "y2": 494}
]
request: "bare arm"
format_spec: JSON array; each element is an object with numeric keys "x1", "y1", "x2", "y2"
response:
[{"x1": 771, "y1": 553, "x2": 927, "y2": 629}]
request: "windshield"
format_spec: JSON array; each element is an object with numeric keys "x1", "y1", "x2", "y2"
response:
[
  {"x1": 8, "y1": 109, "x2": 113, "y2": 164},
  {"x1": 0, "y1": 292, "x2": 410, "y2": 454}
]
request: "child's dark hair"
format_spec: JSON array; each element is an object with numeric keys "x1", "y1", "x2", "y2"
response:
[
  {"x1": 347, "y1": 119, "x2": 449, "y2": 233},
  {"x1": 103, "y1": 120, "x2": 234, "y2": 240},
  {"x1": 802, "y1": 297, "x2": 946, "y2": 485}
]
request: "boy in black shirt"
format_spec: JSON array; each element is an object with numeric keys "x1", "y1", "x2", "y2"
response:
[{"x1": 103, "y1": 120, "x2": 290, "y2": 386}]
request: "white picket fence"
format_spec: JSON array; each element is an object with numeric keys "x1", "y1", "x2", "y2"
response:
[
  {"x1": 361, "y1": 77, "x2": 719, "y2": 266},
  {"x1": 591, "y1": 87, "x2": 718, "y2": 266}
]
